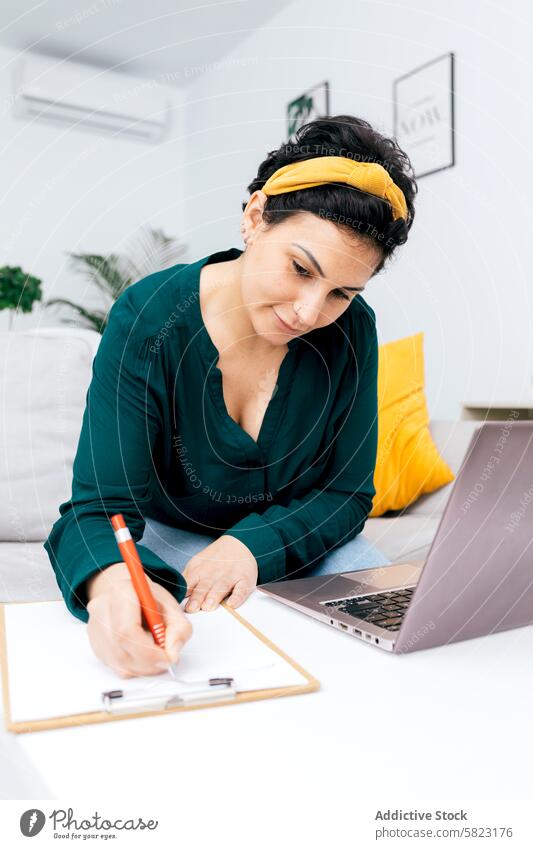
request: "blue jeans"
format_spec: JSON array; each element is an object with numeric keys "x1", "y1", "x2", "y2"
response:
[{"x1": 138, "y1": 517, "x2": 392, "y2": 580}]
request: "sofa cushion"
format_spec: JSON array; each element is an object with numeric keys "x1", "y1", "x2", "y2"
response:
[
  {"x1": 0, "y1": 329, "x2": 100, "y2": 541},
  {"x1": 403, "y1": 419, "x2": 481, "y2": 517},
  {"x1": 0, "y1": 542, "x2": 62, "y2": 602},
  {"x1": 363, "y1": 515, "x2": 441, "y2": 563},
  {"x1": 369, "y1": 332, "x2": 455, "y2": 517}
]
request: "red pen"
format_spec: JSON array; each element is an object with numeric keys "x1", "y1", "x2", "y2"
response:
[{"x1": 110, "y1": 513, "x2": 176, "y2": 678}]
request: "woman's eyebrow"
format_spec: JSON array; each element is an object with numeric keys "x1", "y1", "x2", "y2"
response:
[{"x1": 291, "y1": 243, "x2": 366, "y2": 292}]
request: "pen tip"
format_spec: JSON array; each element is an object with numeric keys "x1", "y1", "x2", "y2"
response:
[{"x1": 168, "y1": 664, "x2": 177, "y2": 680}]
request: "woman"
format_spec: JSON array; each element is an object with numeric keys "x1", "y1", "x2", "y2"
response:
[{"x1": 44, "y1": 114, "x2": 417, "y2": 677}]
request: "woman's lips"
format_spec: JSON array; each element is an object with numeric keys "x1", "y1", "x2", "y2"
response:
[{"x1": 273, "y1": 308, "x2": 300, "y2": 334}]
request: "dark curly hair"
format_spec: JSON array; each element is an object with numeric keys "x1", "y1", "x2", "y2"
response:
[{"x1": 242, "y1": 114, "x2": 418, "y2": 276}]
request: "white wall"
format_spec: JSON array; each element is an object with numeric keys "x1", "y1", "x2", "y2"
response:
[
  {"x1": 0, "y1": 46, "x2": 187, "y2": 331},
  {"x1": 181, "y1": 0, "x2": 533, "y2": 420}
]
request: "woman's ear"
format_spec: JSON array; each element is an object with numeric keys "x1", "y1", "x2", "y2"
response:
[{"x1": 241, "y1": 190, "x2": 268, "y2": 245}]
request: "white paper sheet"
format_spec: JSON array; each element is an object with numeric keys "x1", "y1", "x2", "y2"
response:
[{"x1": 3, "y1": 601, "x2": 307, "y2": 723}]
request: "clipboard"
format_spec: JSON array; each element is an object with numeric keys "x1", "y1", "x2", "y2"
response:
[{"x1": 0, "y1": 599, "x2": 319, "y2": 734}]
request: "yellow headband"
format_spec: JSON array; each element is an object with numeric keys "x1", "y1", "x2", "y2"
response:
[{"x1": 261, "y1": 155, "x2": 408, "y2": 222}]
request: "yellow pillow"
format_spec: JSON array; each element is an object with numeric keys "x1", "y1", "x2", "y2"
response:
[{"x1": 369, "y1": 332, "x2": 454, "y2": 518}]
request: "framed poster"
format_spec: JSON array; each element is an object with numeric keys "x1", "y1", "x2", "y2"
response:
[
  {"x1": 287, "y1": 81, "x2": 330, "y2": 140},
  {"x1": 393, "y1": 52, "x2": 455, "y2": 179}
]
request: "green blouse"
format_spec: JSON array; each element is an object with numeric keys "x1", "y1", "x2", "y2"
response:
[{"x1": 44, "y1": 247, "x2": 379, "y2": 622}]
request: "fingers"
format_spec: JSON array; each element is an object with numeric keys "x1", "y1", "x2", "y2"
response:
[
  {"x1": 181, "y1": 565, "x2": 192, "y2": 597},
  {"x1": 87, "y1": 579, "x2": 189, "y2": 677},
  {"x1": 185, "y1": 576, "x2": 234, "y2": 612},
  {"x1": 182, "y1": 560, "x2": 212, "y2": 598},
  {"x1": 87, "y1": 602, "x2": 136, "y2": 679},
  {"x1": 181, "y1": 536, "x2": 258, "y2": 613},
  {"x1": 121, "y1": 634, "x2": 181, "y2": 678},
  {"x1": 185, "y1": 579, "x2": 212, "y2": 612},
  {"x1": 110, "y1": 599, "x2": 171, "y2": 676},
  {"x1": 182, "y1": 568, "x2": 199, "y2": 602},
  {"x1": 225, "y1": 579, "x2": 253, "y2": 609},
  {"x1": 157, "y1": 588, "x2": 193, "y2": 662},
  {"x1": 200, "y1": 580, "x2": 234, "y2": 611}
]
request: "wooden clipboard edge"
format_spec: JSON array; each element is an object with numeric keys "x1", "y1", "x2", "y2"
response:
[
  {"x1": 0, "y1": 599, "x2": 320, "y2": 734},
  {"x1": 220, "y1": 600, "x2": 320, "y2": 686}
]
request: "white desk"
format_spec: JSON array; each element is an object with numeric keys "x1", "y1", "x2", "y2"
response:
[{"x1": 2, "y1": 591, "x2": 532, "y2": 802}]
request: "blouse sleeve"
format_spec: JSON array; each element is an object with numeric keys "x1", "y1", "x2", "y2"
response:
[
  {"x1": 222, "y1": 308, "x2": 379, "y2": 584},
  {"x1": 43, "y1": 294, "x2": 188, "y2": 622}
]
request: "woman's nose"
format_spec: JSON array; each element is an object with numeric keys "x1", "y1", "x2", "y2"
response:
[{"x1": 293, "y1": 296, "x2": 323, "y2": 328}]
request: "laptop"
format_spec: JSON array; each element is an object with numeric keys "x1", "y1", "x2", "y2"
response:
[{"x1": 258, "y1": 421, "x2": 533, "y2": 653}]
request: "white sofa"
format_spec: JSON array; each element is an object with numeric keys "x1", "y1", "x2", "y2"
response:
[{"x1": 0, "y1": 328, "x2": 480, "y2": 604}]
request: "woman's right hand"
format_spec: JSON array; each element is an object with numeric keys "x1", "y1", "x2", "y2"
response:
[{"x1": 86, "y1": 562, "x2": 193, "y2": 678}]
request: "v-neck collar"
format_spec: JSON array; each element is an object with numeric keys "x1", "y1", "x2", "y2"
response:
[{"x1": 188, "y1": 247, "x2": 300, "y2": 457}]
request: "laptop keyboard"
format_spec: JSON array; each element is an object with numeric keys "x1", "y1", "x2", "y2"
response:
[{"x1": 323, "y1": 586, "x2": 416, "y2": 632}]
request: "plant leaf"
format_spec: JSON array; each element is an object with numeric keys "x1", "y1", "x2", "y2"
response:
[
  {"x1": 45, "y1": 297, "x2": 109, "y2": 333},
  {"x1": 46, "y1": 226, "x2": 187, "y2": 333},
  {"x1": 65, "y1": 253, "x2": 131, "y2": 301}
]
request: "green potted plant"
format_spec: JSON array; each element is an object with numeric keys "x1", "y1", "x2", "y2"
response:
[
  {"x1": 0, "y1": 266, "x2": 43, "y2": 330},
  {"x1": 45, "y1": 226, "x2": 187, "y2": 334}
]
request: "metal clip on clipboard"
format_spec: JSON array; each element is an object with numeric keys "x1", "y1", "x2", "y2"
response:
[{"x1": 102, "y1": 677, "x2": 236, "y2": 715}]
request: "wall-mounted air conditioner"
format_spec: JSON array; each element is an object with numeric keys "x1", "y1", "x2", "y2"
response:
[{"x1": 12, "y1": 54, "x2": 169, "y2": 143}]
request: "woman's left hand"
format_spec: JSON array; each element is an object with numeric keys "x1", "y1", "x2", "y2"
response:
[{"x1": 182, "y1": 534, "x2": 258, "y2": 612}]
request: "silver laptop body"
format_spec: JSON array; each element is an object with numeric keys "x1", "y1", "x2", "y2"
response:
[{"x1": 258, "y1": 421, "x2": 533, "y2": 653}]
